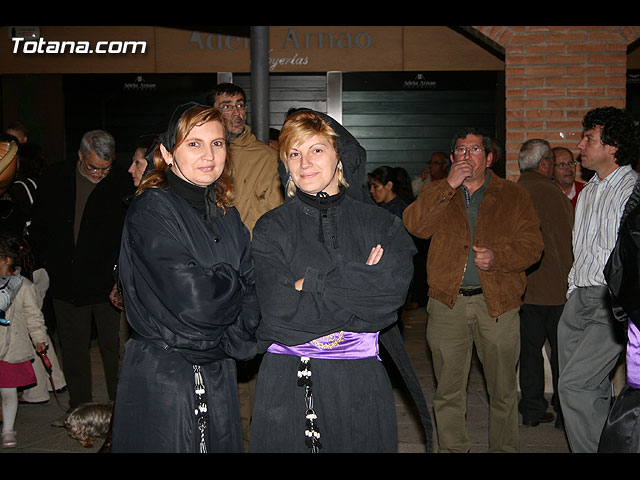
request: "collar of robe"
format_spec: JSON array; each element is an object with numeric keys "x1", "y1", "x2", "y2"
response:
[
  {"x1": 296, "y1": 187, "x2": 346, "y2": 248},
  {"x1": 167, "y1": 169, "x2": 220, "y2": 222}
]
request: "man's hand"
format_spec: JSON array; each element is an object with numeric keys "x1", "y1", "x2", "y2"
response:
[
  {"x1": 446, "y1": 160, "x2": 473, "y2": 189},
  {"x1": 109, "y1": 283, "x2": 124, "y2": 311},
  {"x1": 473, "y1": 246, "x2": 494, "y2": 271}
]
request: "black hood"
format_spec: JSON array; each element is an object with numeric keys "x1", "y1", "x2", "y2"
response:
[{"x1": 277, "y1": 109, "x2": 373, "y2": 205}]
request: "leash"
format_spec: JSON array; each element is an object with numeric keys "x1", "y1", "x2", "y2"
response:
[{"x1": 37, "y1": 350, "x2": 67, "y2": 413}]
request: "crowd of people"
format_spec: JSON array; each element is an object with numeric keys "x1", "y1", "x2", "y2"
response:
[{"x1": 0, "y1": 93, "x2": 639, "y2": 455}]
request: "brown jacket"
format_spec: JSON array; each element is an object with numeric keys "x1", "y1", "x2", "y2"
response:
[
  {"x1": 403, "y1": 171, "x2": 543, "y2": 317},
  {"x1": 517, "y1": 171, "x2": 574, "y2": 306}
]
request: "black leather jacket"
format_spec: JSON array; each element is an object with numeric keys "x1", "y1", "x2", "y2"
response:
[{"x1": 605, "y1": 176, "x2": 640, "y2": 327}]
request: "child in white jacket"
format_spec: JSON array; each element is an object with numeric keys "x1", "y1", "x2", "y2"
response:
[{"x1": 0, "y1": 233, "x2": 47, "y2": 448}]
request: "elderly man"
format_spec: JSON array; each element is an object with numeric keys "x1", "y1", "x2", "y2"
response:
[
  {"x1": 30, "y1": 130, "x2": 133, "y2": 410},
  {"x1": 516, "y1": 139, "x2": 574, "y2": 429},
  {"x1": 552, "y1": 147, "x2": 584, "y2": 208},
  {"x1": 205, "y1": 83, "x2": 283, "y2": 234},
  {"x1": 558, "y1": 106, "x2": 639, "y2": 453},
  {"x1": 404, "y1": 127, "x2": 543, "y2": 453}
]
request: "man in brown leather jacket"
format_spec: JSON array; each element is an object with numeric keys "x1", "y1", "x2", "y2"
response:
[{"x1": 404, "y1": 127, "x2": 543, "y2": 453}]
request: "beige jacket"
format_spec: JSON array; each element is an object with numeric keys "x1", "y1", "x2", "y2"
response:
[
  {"x1": 230, "y1": 125, "x2": 284, "y2": 234},
  {"x1": 0, "y1": 275, "x2": 48, "y2": 363}
]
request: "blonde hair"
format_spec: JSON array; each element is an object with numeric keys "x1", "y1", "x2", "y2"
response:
[
  {"x1": 137, "y1": 106, "x2": 234, "y2": 211},
  {"x1": 279, "y1": 110, "x2": 349, "y2": 197}
]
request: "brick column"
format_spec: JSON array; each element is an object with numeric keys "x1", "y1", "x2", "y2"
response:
[{"x1": 473, "y1": 26, "x2": 640, "y2": 181}]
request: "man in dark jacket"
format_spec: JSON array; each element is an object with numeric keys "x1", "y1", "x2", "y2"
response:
[
  {"x1": 30, "y1": 130, "x2": 133, "y2": 409},
  {"x1": 516, "y1": 139, "x2": 574, "y2": 429}
]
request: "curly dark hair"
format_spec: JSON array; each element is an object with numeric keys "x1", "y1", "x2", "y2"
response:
[{"x1": 582, "y1": 107, "x2": 640, "y2": 168}]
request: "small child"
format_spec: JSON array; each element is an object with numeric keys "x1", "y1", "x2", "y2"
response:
[{"x1": 0, "y1": 233, "x2": 48, "y2": 448}]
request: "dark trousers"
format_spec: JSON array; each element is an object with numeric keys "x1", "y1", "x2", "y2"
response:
[
  {"x1": 410, "y1": 238, "x2": 428, "y2": 306},
  {"x1": 518, "y1": 303, "x2": 562, "y2": 420},
  {"x1": 53, "y1": 299, "x2": 120, "y2": 408}
]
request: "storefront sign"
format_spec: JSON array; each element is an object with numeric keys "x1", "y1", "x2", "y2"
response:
[{"x1": 185, "y1": 27, "x2": 385, "y2": 73}]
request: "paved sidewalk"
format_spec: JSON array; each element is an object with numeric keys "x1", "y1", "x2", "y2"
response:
[
  {"x1": 0, "y1": 305, "x2": 570, "y2": 454},
  {"x1": 396, "y1": 306, "x2": 570, "y2": 453}
]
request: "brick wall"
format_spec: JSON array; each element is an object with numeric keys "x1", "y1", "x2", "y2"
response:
[{"x1": 472, "y1": 26, "x2": 640, "y2": 181}]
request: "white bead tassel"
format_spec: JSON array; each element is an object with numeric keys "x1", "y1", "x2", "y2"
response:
[
  {"x1": 298, "y1": 356, "x2": 321, "y2": 452},
  {"x1": 194, "y1": 365, "x2": 208, "y2": 453}
]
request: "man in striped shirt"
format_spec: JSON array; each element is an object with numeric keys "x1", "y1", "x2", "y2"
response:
[{"x1": 558, "y1": 106, "x2": 639, "y2": 453}]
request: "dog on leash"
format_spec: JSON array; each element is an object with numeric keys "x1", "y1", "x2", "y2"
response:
[{"x1": 64, "y1": 403, "x2": 113, "y2": 448}]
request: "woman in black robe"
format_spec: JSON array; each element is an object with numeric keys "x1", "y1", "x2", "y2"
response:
[
  {"x1": 112, "y1": 103, "x2": 260, "y2": 453},
  {"x1": 249, "y1": 110, "x2": 431, "y2": 453}
]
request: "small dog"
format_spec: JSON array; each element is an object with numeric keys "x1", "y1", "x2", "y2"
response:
[{"x1": 64, "y1": 402, "x2": 113, "y2": 448}]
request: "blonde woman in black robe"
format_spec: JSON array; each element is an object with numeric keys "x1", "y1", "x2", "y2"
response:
[{"x1": 249, "y1": 110, "x2": 432, "y2": 453}]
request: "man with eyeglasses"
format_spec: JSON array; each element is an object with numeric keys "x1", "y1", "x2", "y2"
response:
[
  {"x1": 205, "y1": 83, "x2": 283, "y2": 234},
  {"x1": 29, "y1": 129, "x2": 133, "y2": 415},
  {"x1": 552, "y1": 147, "x2": 584, "y2": 209},
  {"x1": 404, "y1": 127, "x2": 543, "y2": 453},
  {"x1": 557, "y1": 106, "x2": 639, "y2": 453}
]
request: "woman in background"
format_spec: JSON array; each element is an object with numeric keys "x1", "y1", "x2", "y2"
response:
[{"x1": 368, "y1": 165, "x2": 414, "y2": 219}]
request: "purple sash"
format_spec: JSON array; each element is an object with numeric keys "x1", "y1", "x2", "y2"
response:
[
  {"x1": 267, "y1": 331, "x2": 380, "y2": 360},
  {"x1": 627, "y1": 320, "x2": 640, "y2": 388}
]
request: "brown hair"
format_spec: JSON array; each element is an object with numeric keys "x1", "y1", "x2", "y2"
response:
[
  {"x1": 278, "y1": 110, "x2": 348, "y2": 197},
  {"x1": 137, "y1": 106, "x2": 234, "y2": 211}
]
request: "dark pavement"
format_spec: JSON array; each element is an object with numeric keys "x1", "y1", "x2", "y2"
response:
[{"x1": 0, "y1": 304, "x2": 570, "y2": 455}]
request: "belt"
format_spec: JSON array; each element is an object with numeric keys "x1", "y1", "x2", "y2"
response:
[{"x1": 459, "y1": 287, "x2": 482, "y2": 296}]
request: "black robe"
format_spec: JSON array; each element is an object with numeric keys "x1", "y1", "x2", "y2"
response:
[
  {"x1": 599, "y1": 177, "x2": 640, "y2": 453},
  {"x1": 112, "y1": 175, "x2": 260, "y2": 453},
  {"x1": 249, "y1": 190, "x2": 417, "y2": 452}
]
